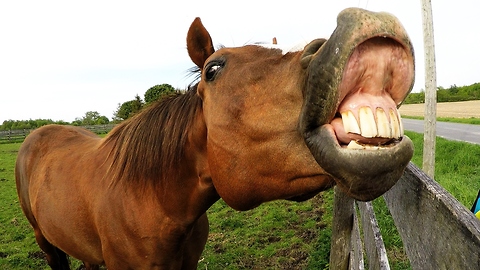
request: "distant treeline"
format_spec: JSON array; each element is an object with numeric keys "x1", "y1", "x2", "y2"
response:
[
  {"x1": 0, "y1": 111, "x2": 111, "y2": 131},
  {"x1": 404, "y1": 82, "x2": 480, "y2": 104},
  {"x1": 0, "y1": 84, "x2": 178, "y2": 131},
  {"x1": 0, "y1": 119, "x2": 69, "y2": 131}
]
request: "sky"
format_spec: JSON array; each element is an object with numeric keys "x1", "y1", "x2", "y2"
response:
[{"x1": 1, "y1": 1, "x2": 479, "y2": 123}]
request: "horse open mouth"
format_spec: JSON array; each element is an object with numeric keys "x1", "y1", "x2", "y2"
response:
[
  {"x1": 330, "y1": 37, "x2": 411, "y2": 150},
  {"x1": 299, "y1": 8, "x2": 415, "y2": 201}
]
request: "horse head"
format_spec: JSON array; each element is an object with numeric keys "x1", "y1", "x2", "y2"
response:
[{"x1": 187, "y1": 8, "x2": 414, "y2": 210}]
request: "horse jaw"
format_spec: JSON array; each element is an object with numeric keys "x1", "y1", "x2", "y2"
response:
[{"x1": 299, "y1": 8, "x2": 415, "y2": 201}]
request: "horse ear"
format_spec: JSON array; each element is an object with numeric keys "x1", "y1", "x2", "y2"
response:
[{"x1": 187, "y1": 17, "x2": 215, "y2": 68}]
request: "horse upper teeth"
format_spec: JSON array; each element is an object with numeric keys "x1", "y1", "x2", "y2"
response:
[
  {"x1": 376, "y1": 108, "x2": 391, "y2": 138},
  {"x1": 359, "y1": 107, "x2": 377, "y2": 138},
  {"x1": 341, "y1": 107, "x2": 403, "y2": 139},
  {"x1": 341, "y1": 111, "x2": 361, "y2": 134},
  {"x1": 389, "y1": 109, "x2": 401, "y2": 138}
]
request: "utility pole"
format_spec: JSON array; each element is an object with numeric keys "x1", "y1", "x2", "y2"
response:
[{"x1": 421, "y1": 0, "x2": 437, "y2": 178}]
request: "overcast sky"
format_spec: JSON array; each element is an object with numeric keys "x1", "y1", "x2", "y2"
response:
[{"x1": 1, "y1": 1, "x2": 479, "y2": 123}]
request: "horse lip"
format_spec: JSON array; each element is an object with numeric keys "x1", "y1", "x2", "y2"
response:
[
  {"x1": 305, "y1": 125, "x2": 413, "y2": 201},
  {"x1": 299, "y1": 8, "x2": 415, "y2": 132},
  {"x1": 298, "y1": 8, "x2": 414, "y2": 200}
]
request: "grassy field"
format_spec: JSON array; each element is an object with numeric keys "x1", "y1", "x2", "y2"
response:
[
  {"x1": 400, "y1": 100, "x2": 480, "y2": 119},
  {"x1": 0, "y1": 143, "x2": 48, "y2": 269},
  {"x1": 1, "y1": 130, "x2": 479, "y2": 269},
  {"x1": 401, "y1": 115, "x2": 480, "y2": 125}
]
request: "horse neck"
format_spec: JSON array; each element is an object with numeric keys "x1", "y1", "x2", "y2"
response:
[
  {"x1": 166, "y1": 108, "x2": 219, "y2": 223},
  {"x1": 102, "y1": 89, "x2": 219, "y2": 223}
]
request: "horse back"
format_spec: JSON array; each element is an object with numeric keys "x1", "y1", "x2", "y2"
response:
[
  {"x1": 15, "y1": 124, "x2": 105, "y2": 262},
  {"x1": 16, "y1": 124, "x2": 100, "y2": 186}
]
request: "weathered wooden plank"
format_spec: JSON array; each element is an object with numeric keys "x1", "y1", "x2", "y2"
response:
[
  {"x1": 384, "y1": 163, "x2": 480, "y2": 269},
  {"x1": 357, "y1": 202, "x2": 390, "y2": 270},
  {"x1": 330, "y1": 187, "x2": 355, "y2": 270},
  {"x1": 350, "y1": 207, "x2": 365, "y2": 270}
]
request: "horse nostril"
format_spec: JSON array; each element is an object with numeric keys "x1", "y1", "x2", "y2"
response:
[{"x1": 301, "y1": 39, "x2": 327, "y2": 69}]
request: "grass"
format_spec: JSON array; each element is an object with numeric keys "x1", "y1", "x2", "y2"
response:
[
  {"x1": 399, "y1": 100, "x2": 480, "y2": 119},
  {"x1": 1, "y1": 130, "x2": 479, "y2": 269},
  {"x1": 405, "y1": 130, "x2": 480, "y2": 206},
  {"x1": 0, "y1": 143, "x2": 46, "y2": 269},
  {"x1": 402, "y1": 115, "x2": 480, "y2": 125},
  {"x1": 198, "y1": 195, "x2": 331, "y2": 269}
]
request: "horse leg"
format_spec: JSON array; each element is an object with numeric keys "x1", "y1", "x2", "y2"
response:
[
  {"x1": 34, "y1": 228, "x2": 70, "y2": 270},
  {"x1": 80, "y1": 262, "x2": 100, "y2": 270},
  {"x1": 182, "y1": 213, "x2": 209, "y2": 269}
]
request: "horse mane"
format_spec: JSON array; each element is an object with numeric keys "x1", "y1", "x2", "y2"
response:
[{"x1": 102, "y1": 85, "x2": 202, "y2": 189}]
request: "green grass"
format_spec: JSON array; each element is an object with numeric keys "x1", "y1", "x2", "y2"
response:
[
  {"x1": 405, "y1": 130, "x2": 480, "y2": 206},
  {"x1": 1, "y1": 131, "x2": 479, "y2": 269},
  {"x1": 198, "y1": 195, "x2": 331, "y2": 269},
  {"x1": 0, "y1": 143, "x2": 46, "y2": 269},
  {"x1": 362, "y1": 131, "x2": 480, "y2": 270},
  {"x1": 0, "y1": 143, "x2": 84, "y2": 269}
]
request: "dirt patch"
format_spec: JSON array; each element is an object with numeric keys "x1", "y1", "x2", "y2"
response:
[
  {"x1": 400, "y1": 100, "x2": 480, "y2": 118},
  {"x1": 275, "y1": 243, "x2": 310, "y2": 269},
  {"x1": 28, "y1": 251, "x2": 46, "y2": 260}
]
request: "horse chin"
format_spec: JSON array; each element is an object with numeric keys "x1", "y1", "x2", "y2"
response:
[
  {"x1": 304, "y1": 124, "x2": 413, "y2": 201},
  {"x1": 287, "y1": 190, "x2": 326, "y2": 202}
]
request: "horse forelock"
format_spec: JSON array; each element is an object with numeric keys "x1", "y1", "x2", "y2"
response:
[
  {"x1": 102, "y1": 86, "x2": 202, "y2": 190},
  {"x1": 254, "y1": 40, "x2": 310, "y2": 55}
]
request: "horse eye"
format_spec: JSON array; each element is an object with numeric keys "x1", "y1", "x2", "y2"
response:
[{"x1": 204, "y1": 61, "x2": 223, "y2": 81}]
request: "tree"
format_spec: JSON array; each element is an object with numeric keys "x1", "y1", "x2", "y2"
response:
[
  {"x1": 96, "y1": 116, "x2": 110, "y2": 125},
  {"x1": 83, "y1": 111, "x2": 101, "y2": 125},
  {"x1": 144, "y1": 84, "x2": 176, "y2": 104},
  {"x1": 72, "y1": 111, "x2": 110, "y2": 126},
  {"x1": 404, "y1": 91, "x2": 425, "y2": 104},
  {"x1": 113, "y1": 95, "x2": 144, "y2": 122},
  {"x1": 0, "y1": 119, "x2": 59, "y2": 130}
]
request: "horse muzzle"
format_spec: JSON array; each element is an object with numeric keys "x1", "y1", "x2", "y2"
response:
[{"x1": 299, "y1": 8, "x2": 415, "y2": 201}]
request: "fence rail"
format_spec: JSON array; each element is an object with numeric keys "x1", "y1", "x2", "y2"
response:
[
  {"x1": 0, "y1": 124, "x2": 116, "y2": 143},
  {"x1": 330, "y1": 162, "x2": 480, "y2": 269},
  {"x1": 0, "y1": 129, "x2": 32, "y2": 143}
]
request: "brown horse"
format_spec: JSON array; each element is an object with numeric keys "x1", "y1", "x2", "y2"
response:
[{"x1": 16, "y1": 8, "x2": 414, "y2": 269}]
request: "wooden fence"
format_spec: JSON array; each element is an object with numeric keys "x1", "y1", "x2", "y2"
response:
[
  {"x1": 81, "y1": 124, "x2": 116, "y2": 134},
  {"x1": 330, "y1": 162, "x2": 480, "y2": 269},
  {"x1": 0, "y1": 129, "x2": 32, "y2": 143},
  {"x1": 0, "y1": 124, "x2": 116, "y2": 143}
]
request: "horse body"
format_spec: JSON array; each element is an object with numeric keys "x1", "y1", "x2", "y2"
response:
[
  {"x1": 16, "y1": 8, "x2": 416, "y2": 269},
  {"x1": 16, "y1": 118, "x2": 214, "y2": 268}
]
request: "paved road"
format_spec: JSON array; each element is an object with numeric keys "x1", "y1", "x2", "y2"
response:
[{"x1": 402, "y1": 118, "x2": 480, "y2": 145}]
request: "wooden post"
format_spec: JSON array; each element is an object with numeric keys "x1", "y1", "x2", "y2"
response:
[
  {"x1": 329, "y1": 187, "x2": 355, "y2": 270},
  {"x1": 421, "y1": 0, "x2": 437, "y2": 178}
]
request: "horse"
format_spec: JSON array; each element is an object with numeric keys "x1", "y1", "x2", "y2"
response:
[{"x1": 15, "y1": 8, "x2": 415, "y2": 269}]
